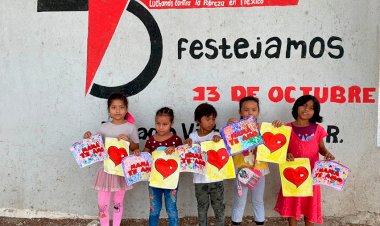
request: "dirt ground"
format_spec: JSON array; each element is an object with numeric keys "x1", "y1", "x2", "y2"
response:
[{"x1": 0, "y1": 216, "x2": 372, "y2": 226}]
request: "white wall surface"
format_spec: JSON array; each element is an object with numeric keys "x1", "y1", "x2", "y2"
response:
[{"x1": 0, "y1": 0, "x2": 379, "y2": 222}]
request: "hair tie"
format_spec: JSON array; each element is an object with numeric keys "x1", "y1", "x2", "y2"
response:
[{"x1": 126, "y1": 112, "x2": 135, "y2": 124}]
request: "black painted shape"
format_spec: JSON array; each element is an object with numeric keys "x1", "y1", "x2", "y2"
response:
[
  {"x1": 89, "y1": 0, "x2": 163, "y2": 99},
  {"x1": 37, "y1": 0, "x2": 88, "y2": 12}
]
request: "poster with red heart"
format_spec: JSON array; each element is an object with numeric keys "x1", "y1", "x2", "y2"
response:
[
  {"x1": 70, "y1": 134, "x2": 107, "y2": 168},
  {"x1": 122, "y1": 152, "x2": 152, "y2": 186},
  {"x1": 201, "y1": 140, "x2": 235, "y2": 180},
  {"x1": 256, "y1": 122, "x2": 291, "y2": 164},
  {"x1": 279, "y1": 158, "x2": 313, "y2": 197},
  {"x1": 104, "y1": 137, "x2": 130, "y2": 176},
  {"x1": 149, "y1": 148, "x2": 180, "y2": 189},
  {"x1": 221, "y1": 116, "x2": 263, "y2": 156},
  {"x1": 177, "y1": 144, "x2": 206, "y2": 174}
]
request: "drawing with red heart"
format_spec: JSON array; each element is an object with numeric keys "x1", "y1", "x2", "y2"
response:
[
  {"x1": 155, "y1": 159, "x2": 178, "y2": 179},
  {"x1": 262, "y1": 132, "x2": 287, "y2": 153},
  {"x1": 108, "y1": 146, "x2": 128, "y2": 166},
  {"x1": 283, "y1": 166, "x2": 309, "y2": 187},
  {"x1": 207, "y1": 148, "x2": 229, "y2": 170}
]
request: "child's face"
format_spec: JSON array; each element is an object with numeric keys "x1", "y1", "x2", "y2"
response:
[
  {"x1": 155, "y1": 115, "x2": 173, "y2": 136},
  {"x1": 198, "y1": 115, "x2": 216, "y2": 133},
  {"x1": 240, "y1": 100, "x2": 259, "y2": 119},
  {"x1": 297, "y1": 100, "x2": 315, "y2": 121},
  {"x1": 108, "y1": 99, "x2": 127, "y2": 122}
]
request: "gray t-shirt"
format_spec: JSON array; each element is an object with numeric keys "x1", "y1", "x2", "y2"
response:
[{"x1": 98, "y1": 122, "x2": 139, "y2": 144}]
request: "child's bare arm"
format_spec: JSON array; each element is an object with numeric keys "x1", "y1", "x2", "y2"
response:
[{"x1": 319, "y1": 140, "x2": 335, "y2": 161}]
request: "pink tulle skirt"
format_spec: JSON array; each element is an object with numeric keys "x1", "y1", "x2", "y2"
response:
[
  {"x1": 274, "y1": 186, "x2": 323, "y2": 224},
  {"x1": 93, "y1": 167, "x2": 133, "y2": 192}
]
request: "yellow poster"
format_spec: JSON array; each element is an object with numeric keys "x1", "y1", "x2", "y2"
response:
[
  {"x1": 256, "y1": 122, "x2": 291, "y2": 164},
  {"x1": 201, "y1": 140, "x2": 235, "y2": 180},
  {"x1": 279, "y1": 158, "x2": 313, "y2": 197},
  {"x1": 104, "y1": 137, "x2": 130, "y2": 176},
  {"x1": 149, "y1": 148, "x2": 180, "y2": 189}
]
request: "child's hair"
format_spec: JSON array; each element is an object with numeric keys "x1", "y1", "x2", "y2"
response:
[
  {"x1": 194, "y1": 103, "x2": 217, "y2": 122},
  {"x1": 239, "y1": 96, "x2": 260, "y2": 112},
  {"x1": 107, "y1": 92, "x2": 128, "y2": 109},
  {"x1": 292, "y1": 95, "x2": 323, "y2": 123},
  {"x1": 156, "y1": 107, "x2": 174, "y2": 123}
]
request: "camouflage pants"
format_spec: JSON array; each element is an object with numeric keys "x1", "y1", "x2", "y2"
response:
[{"x1": 195, "y1": 182, "x2": 225, "y2": 226}]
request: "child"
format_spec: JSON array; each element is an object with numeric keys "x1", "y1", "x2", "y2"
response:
[
  {"x1": 229, "y1": 96, "x2": 275, "y2": 226},
  {"x1": 274, "y1": 95, "x2": 335, "y2": 226},
  {"x1": 185, "y1": 103, "x2": 224, "y2": 226},
  {"x1": 83, "y1": 92, "x2": 140, "y2": 226},
  {"x1": 144, "y1": 107, "x2": 183, "y2": 226}
]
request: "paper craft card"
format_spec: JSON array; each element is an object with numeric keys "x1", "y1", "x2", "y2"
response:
[
  {"x1": 312, "y1": 160, "x2": 349, "y2": 191},
  {"x1": 201, "y1": 140, "x2": 235, "y2": 180},
  {"x1": 256, "y1": 123, "x2": 291, "y2": 164},
  {"x1": 279, "y1": 158, "x2": 313, "y2": 197},
  {"x1": 221, "y1": 116, "x2": 263, "y2": 156},
  {"x1": 104, "y1": 137, "x2": 130, "y2": 176},
  {"x1": 149, "y1": 148, "x2": 180, "y2": 189},
  {"x1": 237, "y1": 167, "x2": 262, "y2": 190},
  {"x1": 70, "y1": 134, "x2": 107, "y2": 168},
  {"x1": 122, "y1": 152, "x2": 152, "y2": 186},
  {"x1": 177, "y1": 144, "x2": 206, "y2": 174}
]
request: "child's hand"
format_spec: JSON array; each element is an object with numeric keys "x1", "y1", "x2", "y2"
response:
[
  {"x1": 133, "y1": 149, "x2": 141, "y2": 156},
  {"x1": 212, "y1": 135, "x2": 222, "y2": 142},
  {"x1": 118, "y1": 134, "x2": 130, "y2": 142},
  {"x1": 272, "y1": 120, "x2": 283, "y2": 128},
  {"x1": 324, "y1": 152, "x2": 335, "y2": 161},
  {"x1": 83, "y1": 131, "x2": 92, "y2": 139},
  {"x1": 185, "y1": 138, "x2": 193, "y2": 146},
  {"x1": 286, "y1": 153, "x2": 295, "y2": 161},
  {"x1": 165, "y1": 146, "x2": 176, "y2": 155},
  {"x1": 227, "y1": 118, "x2": 238, "y2": 124}
]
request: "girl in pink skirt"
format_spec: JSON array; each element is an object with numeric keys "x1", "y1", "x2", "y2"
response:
[
  {"x1": 274, "y1": 95, "x2": 335, "y2": 226},
  {"x1": 83, "y1": 93, "x2": 140, "y2": 226}
]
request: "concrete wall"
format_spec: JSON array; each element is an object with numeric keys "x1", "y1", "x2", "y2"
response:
[{"x1": 0, "y1": 0, "x2": 379, "y2": 223}]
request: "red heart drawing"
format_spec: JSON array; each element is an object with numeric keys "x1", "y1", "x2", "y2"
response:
[
  {"x1": 155, "y1": 159, "x2": 178, "y2": 179},
  {"x1": 207, "y1": 148, "x2": 229, "y2": 170},
  {"x1": 283, "y1": 167, "x2": 309, "y2": 187},
  {"x1": 108, "y1": 146, "x2": 128, "y2": 166},
  {"x1": 262, "y1": 132, "x2": 287, "y2": 153}
]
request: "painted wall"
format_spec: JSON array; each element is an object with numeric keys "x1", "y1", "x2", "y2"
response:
[{"x1": 0, "y1": 0, "x2": 379, "y2": 222}]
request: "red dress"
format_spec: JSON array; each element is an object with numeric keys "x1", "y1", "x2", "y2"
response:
[{"x1": 274, "y1": 123, "x2": 327, "y2": 224}]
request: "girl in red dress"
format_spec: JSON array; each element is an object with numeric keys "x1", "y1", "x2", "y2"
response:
[{"x1": 274, "y1": 95, "x2": 335, "y2": 226}]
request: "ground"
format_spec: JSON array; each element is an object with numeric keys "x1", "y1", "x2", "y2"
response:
[{"x1": 0, "y1": 216, "x2": 372, "y2": 226}]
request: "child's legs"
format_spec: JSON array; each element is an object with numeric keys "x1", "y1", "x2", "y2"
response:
[
  {"x1": 98, "y1": 191, "x2": 112, "y2": 226},
  {"x1": 148, "y1": 186, "x2": 163, "y2": 226},
  {"x1": 250, "y1": 176, "x2": 265, "y2": 224},
  {"x1": 209, "y1": 182, "x2": 225, "y2": 226},
  {"x1": 231, "y1": 180, "x2": 248, "y2": 224},
  {"x1": 288, "y1": 217, "x2": 297, "y2": 226},
  {"x1": 195, "y1": 183, "x2": 211, "y2": 226},
  {"x1": 164, "y1": 188, "x2": 179, "y2": 226},
  {"x1": 112, "y1": 190, "x2": 126, "y2": 226},
  {"x1": 304, "y1": 217, "x2": 314, "y2": 226}
]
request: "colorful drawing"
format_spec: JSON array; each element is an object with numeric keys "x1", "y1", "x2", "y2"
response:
[
  {"x1": 70, "y1": 134, "x2": 107, "y2": 168},
  {"x1": 104, "y1": 137, "x2": 130, "y2": 176},
  {"x1": 122, "y1": 152, "x2": 152, "y2": 186},
  {"x1": 177, "y1": 144, "x2": 206, "y2": 174},
  {"x1": 312, "y1": 160, "x2": 349, "y2": 191},
  {"x1": 256, "y1": 123, "x2": 291, "y2": 164},
  {"x1": 149, "y1": 147, "x2": 180, "y2": 189},
  {"x1": 201, "y1": 140, "x2": 235, "y2": 180},
  {"x1": 279, "y1": 158, "x2": 313, "y2": 197},
  {"x1": 221, "y1": 116, "x2": 263, "y2": 156},
  {"x1": 237, "y1": 168, "x2": 262, "y2": 190}
]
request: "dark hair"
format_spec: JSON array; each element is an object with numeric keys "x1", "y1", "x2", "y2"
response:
[
  {"x1": 239, "y1": 96, "x2": 260, "y2": 112},
  {"x1": 156, "y1": 107, "x2": 174, "y2": 123},
  {"x1": 292, "y1": 95, "x2": 323, "y2": 123},
  {"x1": 194, "y1": 103, "x2": 217, "y2": 122},
  {"x1": 107, "y1": 92, "x2": 128, "y2": 110}
]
